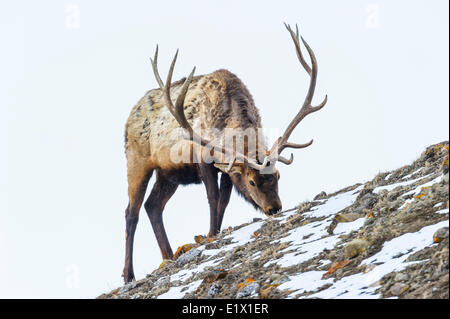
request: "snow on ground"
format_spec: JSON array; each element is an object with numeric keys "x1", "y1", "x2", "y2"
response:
[
  {"x1": 435, "y1": 208, "x2": 449, "y2": 215},
  {"x1": 157, "y1": 187, "x2": 370, "y2": 297},
  {"x1": 223, "y1": 221, "x2": 263, "y2": 249},
  {"x1": 402, "y1": 174, "x2": 443, "y2": 197},
  {"x1": 303, "y1": 186, "x2": 363, "y2": 219},
  {"x1": 170, "y1": 257, "x2": 224, "y2": 283},
  {"x1": 149, "y1": 177, "x2": 448, "y2": 299},
  {"x1": 264, "y1": 218, "x2": 365, "y2": 268},
  {"x1": 373, "y1": 174, "x2": 435, "y2": 194},
  {"x1": 401, "y1": 167, "x2": 424, "y2": 180},
  {"x1": 278, "y1": 271, "x2": 334, "y2": 298},
  {"x1": 277, "y1": 220, "x2": 449, "y2": 299},
  {"x1": 264, "y1": 186, "x2": 366, "y2": 268},
  {"x1": 159, "y1": 222, "x2": 264, "y2": 297},
  {"x1": 157, "y1": 279, "x2": 203, "y2": 299},
  {"x1": 199, "y1": 221, "x2": 263, "y2": 258},
  {"x1": 397, "y1": 174, "x2": 444, "y2": 210}
]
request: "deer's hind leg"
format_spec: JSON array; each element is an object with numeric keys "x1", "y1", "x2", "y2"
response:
[
  {"x1": 122, "y1": 165, "x2": 153, "y2": 283},
  {"x1": 144, "y1": 170, "x2": 179, "y2": 260}
]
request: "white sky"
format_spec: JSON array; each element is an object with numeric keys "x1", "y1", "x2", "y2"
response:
[{"x1": 0, "y1": 0, "x2": 448, "y2": 298}]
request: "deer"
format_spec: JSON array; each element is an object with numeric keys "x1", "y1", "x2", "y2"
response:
[{"x1": 122, "y1": 23, "x2": 327, "y2": 283}]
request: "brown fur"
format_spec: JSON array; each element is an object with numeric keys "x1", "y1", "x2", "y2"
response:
[{"x1": 122, "y1": 69, "x2": 281, "y2": 283}]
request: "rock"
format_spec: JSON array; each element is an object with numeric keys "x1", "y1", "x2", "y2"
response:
[
  {"x1": 364, "y1": 264, "x2": 377, "y2": 274},
  {"x1": 390, "y1": 283, "x2": 409, "y2": 296},
  {"x1": 322, "y1": 260, "x2": 351, "y2": 279},
  {"x1": 270, "y1": 274, "x2": 290, "y2": 285},
  {"x1": 306, "y1": 263, "x2": 317, "y2": 271},
  {"x1": 357, "y1": 193, "x2": 379, "y2": 211},
  {"x1": 364, "y1": 211, "x2": 375, "y2": 226},
  {"x1": 442, "y1": 155, "x2": 449, "y2": 174},
  {"x1": 443, "y1": 173, "x2": 449, "y2": 184},
  {"x1": 194, "y1": 235, "x2": 206, "y2": 244},
  {"x1": 335, "y1": 268, "x2": 345, "y2": 277},
  {"x1": 433, "y1": 227, "x2": 449, "y2": 243},
  {"x1": 394, "y1": 273, "x2": 410, "y2": 282},
  {"x1": 200, "y1": 269, "x2": 229, "y2": 287},
  {"x1": 119, "y1": 281, "x2": 137, "y2": 294},
  {"x1": 176, "y1": 248, "x2": 202, "y2": 267},
  {"x1": 207, "y1": 283, "x2": 221, "y2": 297},
  {"x1": 344, "y1": 239, "x2": 370, "y2": 258},
  {"x1": 260, "y1": 285, "x2": 278, "y2": 299},
  {"x1": 173, "y1": 243, "x2": 196, "y2": 259},
  {"x1": 335, "y1": 213, "x2": 361, "y2": 223},
  {"x1": 205, "y1": 243, "x2": 219, "y2": 250},
  {"x1": 269, "y1": 273, "x2": 279, "y2": 280},
  {"x1": 155, "y1": 276, "x2": 170, "y2": 287},
  {"x1": 314, "y1": 191, "x2": 327, "y2": 200},
  {"x1": 236, "y1": 282, "x2": 260, "y2": 299}
]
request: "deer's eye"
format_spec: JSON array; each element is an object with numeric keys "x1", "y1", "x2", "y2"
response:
[{"x1": 249, "y1": 180, "x2": 256, "y2": 186}]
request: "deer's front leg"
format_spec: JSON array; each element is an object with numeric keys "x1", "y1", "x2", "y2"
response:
[
  {"x1": 199, "y1": 163, "x2": 220, "y2": 237},
  {"x1": 217, "y1": 173, "x2": 233, "y2": 232}
]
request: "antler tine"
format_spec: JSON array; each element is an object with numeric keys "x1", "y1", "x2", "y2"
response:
[
  {"x1": 175, "y1": 66, "x2": 196, "y2": 136},
  {"x1": 276, "y1": 139, "x2": 314, "y2": 157},
  {"x1": 150, "y1": 46, "x2": 176, "y2": 117},
  {"x1": 278, "y1": 153, "x2": 294, "y2": 165},
  {"x1": 150, "y1": 45, "x2": 165, "y2": 91},
  {"x1": 165, "y1": 49, "x2": 178, "y2": 86},
  {"x1": 299, "y1": 35, "x2": 328, "y2": 111},
  {"x1": 284, "y1": 23, "x2": 312, "y2": 76},
  {"x1": 268, "y1": 23, "x2": 327, "y2": 165}
]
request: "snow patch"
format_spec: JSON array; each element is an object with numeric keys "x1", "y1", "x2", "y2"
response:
[
  {"x1": 435, "y1": 208, "x2": 449, "y2": 215},
  {"x1": 309, "y1": 220, "x2": 449, "y2": 298},
  {"x1": 222, "y1": 221, "x2": 263, "y2": 252},
  {"x1": 373, "y1": 174, "x2": 431, "y2": 194},
  {"x1": 303, "y1": 185, "x2": 363, "y2": 219},
  {"x1": 157, "y1": 279, "x2": 203, "y2": 299},
  {"x1": 278, "y1": 271, "x2": 334, "y2": 298},
  {"x1": 265, "y1": 217, "x2": 365, "y2": 268},
  {"x1": 170, "y1": 257, "x2": 224, "y2": 283},
  {"x1": 401, "y1": 167, "x2": 424, "y2": 180}
]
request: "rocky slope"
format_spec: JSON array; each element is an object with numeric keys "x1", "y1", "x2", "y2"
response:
[{"x1": 99, "y1": 142, "x2": 449, "y2": 299}]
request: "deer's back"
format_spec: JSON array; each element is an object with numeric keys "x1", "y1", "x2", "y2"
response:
[{"x1": 124, "y1": 69, "x2": 262, "y2": 171}]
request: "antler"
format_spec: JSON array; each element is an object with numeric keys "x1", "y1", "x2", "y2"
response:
[
  {"x1": 149, "y1": 46, "x2": 268, "y2": 172},
  {"x1": 150, "y1": 46, "x2": 203, "y2": 144},
  {"x1": 267, "y1": 23, "x2": 327, "y2": 165}
]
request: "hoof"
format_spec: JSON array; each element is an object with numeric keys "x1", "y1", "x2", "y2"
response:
[{"x1": 122, "y1": 269, "x2": 135, "y2": 284}]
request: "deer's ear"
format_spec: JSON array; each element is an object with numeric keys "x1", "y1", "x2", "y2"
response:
[{"x1": 214, "y1": 163, "x2": 242, "y2": 176}]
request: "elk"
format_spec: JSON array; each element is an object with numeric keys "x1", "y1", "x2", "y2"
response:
[{"x1": 122, "y1": 23, "x2": 327, "y2": 283}]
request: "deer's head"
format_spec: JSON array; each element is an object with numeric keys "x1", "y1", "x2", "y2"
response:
[{"x1": 214, "y1": 163, "x2": 282, "y2": 215}]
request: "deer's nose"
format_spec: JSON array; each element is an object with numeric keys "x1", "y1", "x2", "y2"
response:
[{"x1": 266, "y1": 206, "x2": 282, "y2": 216}]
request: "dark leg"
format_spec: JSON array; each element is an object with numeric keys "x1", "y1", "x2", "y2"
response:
[
  {"x1": 198, "y1": 163, "x2": 220, "y2": 237},
  {"x1": 123, "y1": 170, "x2": 152, "y2": 283},
  {"x1": 217, "y1": 173, "x2": 233, "y2": 231},
  {"x1": 144, "y1": 172, "x2": 178, "y2": 260}
]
